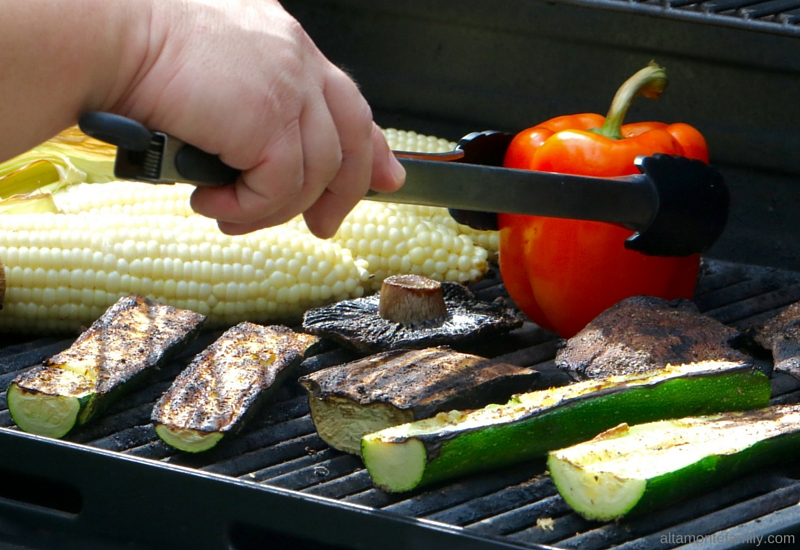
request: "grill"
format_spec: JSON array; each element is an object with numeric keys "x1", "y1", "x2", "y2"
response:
[
  {"x1": 2, "y1": 0, "x2": 800, "y2": 548},
  {"x1": 561, "y1": 0, "x2": 800, "y2": 36},
  {"x1": 1, "y1": 260, "x2": 800, "y2": 550}
]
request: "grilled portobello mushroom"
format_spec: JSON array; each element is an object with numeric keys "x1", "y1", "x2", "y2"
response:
[
  {"x1": 152, "y1": 322, "x2": 320, "y2": 453},
  {"x1": 298, "y1": 346, "x2": 539, "y2": 455},
  {"x1": 302, "y1": 276, "x2": 521, "y2": 353},
  {"x1": 556, "y1": 295, "x2": 748, "y2": 380},
  {"x1": 749, "y1": 300, "x2": 800, "y2": 379},
  {"x1": 8, "y1": 294, "x2": 206, "y2": 438}
]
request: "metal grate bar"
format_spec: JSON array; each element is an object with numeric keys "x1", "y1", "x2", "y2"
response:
[
  {"x1": 700, "y1": 0, "x2": 766, "y2": 13},
  {"x1": 702, "y1": 284, "x2": 800, "y2": 326},
  {"x1": 301, "y1": 470, "x2": 376, "y2": 498},
  {"x1": 465, "y1": 496, "x2": 572, "y2": 536},
  {"x1": 267, "y1": 454, "x2": 363, "y2": 491},
  {"x1": 778, "y1": 6, "x2": 800, "y2": 21},
  {"x1": 90, "y1": 424, "x2": 159, "y2": 452},
  {"x1": 739, "y1": 0, "x2": 800, "y2": 18},
  {"x1": 555, "y1": 0, "x2": 800, "y2": 36},
  {"x1": 245, "y1": 448, "x2": 340, "y2": 483},
  {"x1": 507, "y1": 513, "x2": 592, "y2": 547},
  {"x1": 380, "y1": 462, "x2": 546, "y2": 518},
  {"x1": 0, "y1": 338, "x2": 70, "y2": 373},
  {"x1": 123, "y1": 438, "x2": 176, "y2": 460},
  {"x1": 431, "y1": 477, "x2": 559, "y2": 528},
  {"x1": 202, "y1": 431, "x2": 326, "y2": 477}
]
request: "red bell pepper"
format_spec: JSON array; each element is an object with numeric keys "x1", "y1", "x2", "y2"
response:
[{"x1": 498, "y1": 63, "x2": 708, "y2": 338}]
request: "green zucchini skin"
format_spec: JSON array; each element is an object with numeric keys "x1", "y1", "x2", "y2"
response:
[
  {"x1": 548, "y1": 405, "x2": 800, "y2": 521},
  {"x1": 8, "y1": 295, "x2": 206, "y2": 438},
  {"x1": 361, "y1": 362, "x2": 770, "y2": 492}
]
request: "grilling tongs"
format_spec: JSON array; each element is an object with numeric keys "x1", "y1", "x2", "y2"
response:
[{"x1": 78, "y1": 112, "x2": 729, "y2": 257}]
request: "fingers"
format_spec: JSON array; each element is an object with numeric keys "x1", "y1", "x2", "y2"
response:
[
  {"x1": 189, "y1": 120, "x2": 305, "y2": 224},
  {"x1": 194, "y1": 66, "x2": 403, "y2": 239},
  {"x1": 369, "y1": 122, "x2": 405, "y2": 193}
]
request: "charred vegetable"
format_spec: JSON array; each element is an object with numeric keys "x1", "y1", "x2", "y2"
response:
[
  {"x1": 361, "y1": 361, "x2": 769, "y2": 493},
  {"x1": 8, "y1": 295, "x2": 206, "y2": 438},
  {"x1": 302, "y1": 277, "x2": 521, "y2": 353},
  {"x1": 556, "y1": 296, "x2": 747, "y2": 379},
  {"x1": 298, "y1": 346, "x2": 539, "y2": 454},
  {"x1": 750, "y1": 301, "x2": 800, "y2": 379},
  {"x1": 549, "y1": 404, "x2": 800, "y2": 521},
  {"x1": 152, "y1": 323, "x2": 319, "y2": 453}
]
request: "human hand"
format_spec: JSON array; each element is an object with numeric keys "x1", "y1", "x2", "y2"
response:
[{"x1": 111, "y1": 0, "x2": 405, "y2": 238}]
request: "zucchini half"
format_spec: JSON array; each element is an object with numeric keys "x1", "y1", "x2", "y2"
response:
[
  {"x1": 8, "y1": 295, "x2": 206, "y2": 438},
  {"x1": 361, "y1": 361, "x2": 770, "y2": 493},
  {"x1": 549, "y1": 404, "x2": 800, "y2": 521},
  {"x1": 152, "y1": 323, "x2": 320, "y2": 453}
]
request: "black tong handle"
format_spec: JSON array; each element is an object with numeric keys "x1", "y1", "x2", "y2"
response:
[{"x1": 78, "y1": 112, "x2": 239, "y2": 186}]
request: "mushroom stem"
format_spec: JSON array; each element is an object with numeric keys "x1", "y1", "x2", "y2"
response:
[{"x1": 378, "y1": 275, "x2": 448, "y2": 326}]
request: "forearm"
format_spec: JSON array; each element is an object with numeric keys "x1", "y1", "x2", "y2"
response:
[
  {"x1": 0, "y1": 0, "x2": 403, "y2": 237},
  {"x1": 0, "y1": 0, "x2": 151, "y2": 161}
]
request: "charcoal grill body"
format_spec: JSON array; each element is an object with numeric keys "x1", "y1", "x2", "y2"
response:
[{"x1": 2, "y1": 1, "x2": 800, "y2": 549}]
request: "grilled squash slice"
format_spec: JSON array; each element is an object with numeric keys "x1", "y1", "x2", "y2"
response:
[
  {"x1": 549, "y1": 404, "x2": 800, "y2": 521},
  {"x1": 361, "y1": 361, "x2": 769, "y2": 492},
  {"x1": 8, "y1": 294, "x2": 206, "y2": 438},
  {"x1": 152, "y1": 323, "x2": 319, "y2": 453}
]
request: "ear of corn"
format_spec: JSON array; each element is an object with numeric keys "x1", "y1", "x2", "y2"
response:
[{"x1": 0, "y1": 127, "x2": 498, "y2": 333}]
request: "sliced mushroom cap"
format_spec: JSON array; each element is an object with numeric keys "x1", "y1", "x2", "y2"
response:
[{"x1": 302, "y1": 281, "x2": 522, "y2": 353}]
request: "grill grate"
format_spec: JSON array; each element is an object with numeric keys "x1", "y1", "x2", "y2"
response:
[
  {"x1": 555, "y1": 0, "x2": 800, "y2": 36},
  {"x1": 1, "y1": 259, "x2": 800, "y2": 549}
]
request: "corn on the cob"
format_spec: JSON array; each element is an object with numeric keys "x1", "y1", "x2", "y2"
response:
[
  {"x1": 382, "y1": 128, "x2": 457, "y2": 154},
  {"x1": 380, "y1": 128, "x2": 499, "y2": 256},
  {"x1": 0, "y1": 211, "x2": 369, "y2": 332},
  {"x1": 0, "y1": 127, "x2": 497, "y2": 333}
]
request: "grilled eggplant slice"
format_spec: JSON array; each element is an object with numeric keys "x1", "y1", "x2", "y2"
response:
[
  {"x1": 750, "y1": 300, "x2": 800, "y2": 379},
  {"x1": 556, "y1": 296, "x2": 748, "y2": 380},
  {"x1": 302, "y1": 278, "x2": 522, "y2": 353},
  {"x1": 152, "y1": 323, "x2": 320, "y2": 453},
  {"x1": 361, "y1": 360, "x2": 769, "y2": 493},
  {"x1": 7, "y1": 295, "x2": 206, "y2": 438},
  {"x1": 298, "y1": 347, "x2": 539, "y2": 454},
  {"x1": 549, "y1": 404, "x2": 800, "y2": 521}
]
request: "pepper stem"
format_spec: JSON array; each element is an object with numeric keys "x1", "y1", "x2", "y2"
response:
[{"x1": 591, "y1": 61, "x2": 668, "y2": 140}]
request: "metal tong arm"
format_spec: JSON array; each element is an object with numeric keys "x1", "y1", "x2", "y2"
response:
[{"x1": 385, "y1": 130, "x2": 729, "y2": 257}]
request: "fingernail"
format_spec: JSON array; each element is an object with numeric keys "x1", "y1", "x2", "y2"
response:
[{"x1": 389, "y1": 152, "x2": 406, "y2": 185}]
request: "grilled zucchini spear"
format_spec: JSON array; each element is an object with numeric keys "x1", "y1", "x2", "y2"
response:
[
  {"x1": 7, "y1": 294, "x2": 206, "y2": 438},
  {"x1": 299, "y1": 347, "x2": 539, "y2": 455},
  {"x1": 361, "y1": 361, "x2": 770, "y2": 492},
  {"x1": 152, "y1": 322, "x2": 320, "y2": 453},
  {"x1": 549, "y1": 404, "x2": 800, "y2": 521}
]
